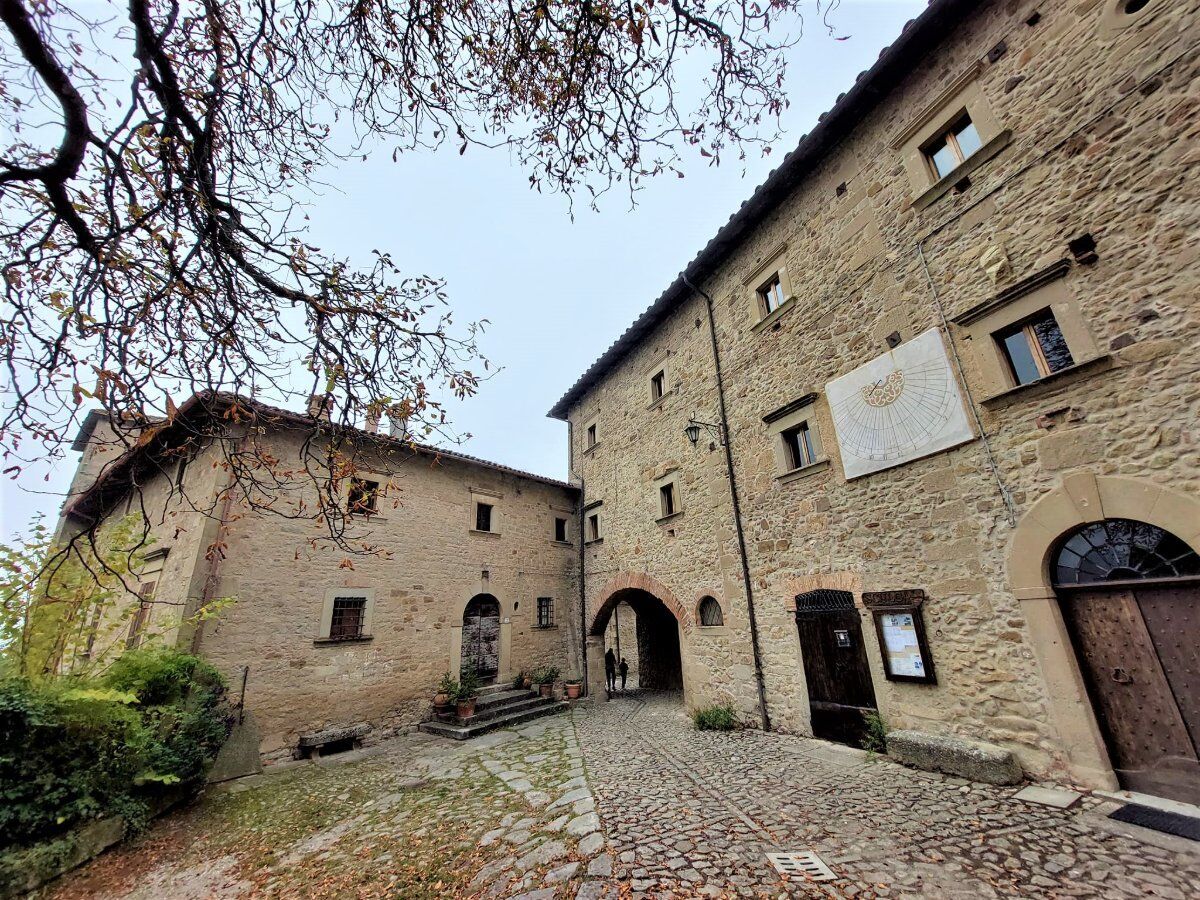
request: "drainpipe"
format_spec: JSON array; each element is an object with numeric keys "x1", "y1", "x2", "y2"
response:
[
  {"x1": 569, "y1": 419, "x2": 589, "y2": 697},
  {"x1": 683, "y1": 274, "x2": 772, "y2": 732}
]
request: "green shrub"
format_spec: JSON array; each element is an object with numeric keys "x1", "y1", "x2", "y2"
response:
[
  {"x1": 861, "y1": 710, "x2": 888, "y2": 754},
  {"x1": 692, "y1": 704, "x2": 737, "y2": 731},
  {"x1": 531, "y1": 665, "x2": 560, "y2": 684},
  {"x1": 0, "y1": 649, "x2": 233, "y2": 850}
]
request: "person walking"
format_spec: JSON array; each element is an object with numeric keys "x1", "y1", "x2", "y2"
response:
[
  {"x1": 604, "y1": 647, "x2": 617, "y2": 692},
  {"x1": 619, "y1": 657, "x2": 629, "y2": 692}
]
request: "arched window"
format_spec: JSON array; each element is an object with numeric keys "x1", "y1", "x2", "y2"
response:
[
  {"x1": 698, "y1": 596, "x2": 724, "y2": 626},
  {"x1": 1053, "y1": 518, "x2": 1200, "y2": 586}
]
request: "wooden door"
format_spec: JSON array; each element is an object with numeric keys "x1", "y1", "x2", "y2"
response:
[
  {"x1": 462, "y1": 595, "x2": 500, "y2": 683},
  {"x1": 1060, "y1": 582, "x2": 1200, "y2": 804},
  {"x1": 795, "y1": 590, "x2": 878, "y2": 747}
]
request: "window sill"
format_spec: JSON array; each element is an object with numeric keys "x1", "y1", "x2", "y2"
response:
[
  {"x1": 646, "y1": 388, "x2": 675, "y2": 411},
  {"x1": 750, "y1": 295, "x2": 798, "y2": 334},
  {"x1": 582, "y1": 442, "x2": 600, "y2": 456},
  {"x1": 470, "y1": 528, "x2": 501, "y2": 538},
  {"x1": 913, "y1": 129, "x2": 1012, "y2": 212},
  {"x1": 551, "y1": 539, "x2": 572, "y2": 547},
  {"x1": 313, "y1": 635, "x2": 374, "y2": 646},
  {"x1": 776, "y1": 458, "x2": 831, "y2": 484},
  {"x1": 698, "y1": 624, "x2": 728, "y2": 634},
  {"x1": 534, "y1": 624, "x2": 558, "y2": 630},
  {"x1": 585, "y1": 537, "x2": 604, "y2": 546},
  {"x1": 350, "y1": 513, "x2": 388, "y2": 523},
  {"x1": 655, "y1": 510, "x2": 684, "y2": 525},
  {"x1": 980, "y1": 354, "x2": 1112, "y2": 409}
]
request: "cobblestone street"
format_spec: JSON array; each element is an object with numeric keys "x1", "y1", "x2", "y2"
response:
[
  {"x1": 44, "y1": 694, "x2": 1200, "y2": 899},
  {"x1": 580, "y1": 693, "x2": 1200, "y2": 898}
]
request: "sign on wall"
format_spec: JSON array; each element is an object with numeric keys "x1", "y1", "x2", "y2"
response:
[
  {"x1": 861, "y1": 589, "x2": 937, "y2": 685},
  {"x1": 825, "y1": 328, "x2": 973, "y2": 479}
]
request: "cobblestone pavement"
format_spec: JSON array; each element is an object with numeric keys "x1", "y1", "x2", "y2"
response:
[
  {"x1": 43, "y1": 694, "x2": 1200, "y2": 899},
  {"x1": 576, "y1": 691, "x2": 1200, "y2": 898}
]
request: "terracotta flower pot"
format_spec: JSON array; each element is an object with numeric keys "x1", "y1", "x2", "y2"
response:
[
  {"x1": 434, "y1": 692, "x2": 449, "y2": 707},
  {"x1": 565, "y1": 682, "x2": 582, "y2": 700},
  {"x1": 538, "y1": 682, "x2": 553, "y2": 698},
  {"x1": 456, "y1": 697, "x2": 476, "y2": 718},
  {"x1": 522, "y1": 676, "x2": 532, "y2": 690}
]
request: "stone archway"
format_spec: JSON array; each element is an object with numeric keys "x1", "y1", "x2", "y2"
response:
[
  {"x1": 588, "y1": 573, "x2": 688, "y2": 698},
  {"x1": 1007, "y1": 472, "x2": 1200, "y2": 790}
]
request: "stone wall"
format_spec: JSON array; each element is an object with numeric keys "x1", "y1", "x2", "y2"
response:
[
  {"x1": 602, "y1": 601, "x2": 639, "y2": 683},
  {"x1": 563, "y1": 0, "x2": 1200, "y2": 784}
]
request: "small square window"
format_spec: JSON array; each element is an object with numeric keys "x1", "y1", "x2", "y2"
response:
[
  {"x1": 781, "y1": 422, "x2": 819, "y2": 471},
  {"x1": 554, "y1": 517, "x2": 568, "y2": 543},
  {"x1": 757, "y1": 273, "x2": 786, "y2": 317},
  {"x1": 650, "y1": 370, "x2": 666, "y2": 402},
  {"x1": 329, "y1": 596, "x2": 367, "y2": 640},
  {"x1": 537, "y1": 597, "x2": 554, "y2": 628},
  {"x1": 996, "y1": 310, "x2": 1074, "y2": 386},
  {"x1": 586, "y1": 423, "x2": 597, "y2": 449},
  {"x1": 348, "y1": 478, "x2": 380, "y2": 515},
  {"x1": 587, "y1": 513, "x2": 601, "y2": 542},
  {"x1": 475, "y1": 502, "x2": 494, "y2": 532},
  {"x1": 922, "y1": 113, "x2": 983, "y2": 180},
  {"x1": 659, "y1": 482, "x2": 677, "y2": 518}
]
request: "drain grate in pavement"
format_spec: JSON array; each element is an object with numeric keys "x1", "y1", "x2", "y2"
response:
[
  {"x1": 766, "y1": 851, "x2": 837, "y2": 881},
  {"x1": 1109, "y1": 804, "x2": 1200, "y2": 841}
]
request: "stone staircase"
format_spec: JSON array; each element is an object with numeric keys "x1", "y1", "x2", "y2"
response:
[{"x1": 418, "y1": 682, "x2": 569, "y2": 740}]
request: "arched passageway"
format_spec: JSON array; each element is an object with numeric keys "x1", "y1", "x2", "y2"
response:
[{"x1": 592, "y1": 588, "x2": 683, "y2": 694}]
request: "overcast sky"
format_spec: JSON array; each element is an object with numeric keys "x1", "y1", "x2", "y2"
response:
[{"x1": 0, "y1": 1, "x2": 925, "y2": 541}]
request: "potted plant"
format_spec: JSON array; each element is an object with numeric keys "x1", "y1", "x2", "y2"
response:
[
  {"x1": 456, "y1": 665, "x2": 481, "y2": 719},
  {"x1": 564, "y1": 678, "x2": 582, "y2": 700},
  {"x1": 533, "y1": 665, "x2": 560, "y2": 698},
  {"x1": 434, "y1": 673, "x2": 456, "y2": 713},
  {"x1": 520, "y1": 670, "x2": 533, "y2": 690}
]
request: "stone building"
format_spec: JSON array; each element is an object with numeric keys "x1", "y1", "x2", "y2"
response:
[
  {"x1": 548, "y1": 0, "x2": 1200, "y2": 804},
  {"x1": 63, "y1": 395, "x2": 579, "y2": 762}
]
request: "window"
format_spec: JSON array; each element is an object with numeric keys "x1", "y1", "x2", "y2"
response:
[
  {"x1": 554, "y1": 517, "x2": 568, "y2": 543},
  {"x1": 650, "y1": 369, "x2": 666, "y2": 402},
  {"x1": 781, "y1": 422, "x2": 818, "y2": 471},
  {"x1": 126, "y1": 582, "x2": 155, "y2": 649},
  {"x1": 348, "y1": 477, "x2": 380, "y2": 515},
  {"x1": 174, "y1": 455, "x2": 188, "y2": 489},
  {"x1": 757, "y1": 273, "x2": 786, "y2": 317},
  {"x1": 659, "y1": 482, "x2": 677, "y2": 518},
  {"x1": 922, "y1": 113, "x2": 983, "y2": 180},
  {"x1": 475, "y1": 502, "x2": 494, "y2": 532},
  {"x1": 698, "y1": 596, "x2": 724, "y2": 627},
  {"x1": 586, "y1": 423, "x2": 597, "y2": 449},
  {"x1": 587, "y1": 512, "x2": 601, "y2": 542},
  {"x1": 996, "y1": 310, "x2": 1074, "y2": 386},
  {"x1": 329, "y1": 596, "x2": 367, "y2": 640},
  {"x1": 537, "y1": 597, "x2": 555, "y2": 628}
]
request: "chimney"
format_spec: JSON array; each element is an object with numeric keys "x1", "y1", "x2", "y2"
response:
[
  {"x1": 389, "y1": 406, "x2": 411, "y2": 441},
  {"x1": 364, "y1": 407, "x2": 381, "y2": 434},
  {"x1": 306, "y1": 393, "x2": 332, "y2": 421}
]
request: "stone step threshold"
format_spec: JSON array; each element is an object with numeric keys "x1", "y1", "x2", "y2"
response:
[
  {"x1": 430, "y1": 694, "x2": 558, "y2": 728},
  {"x1": 419, "y1": 700, "x2": 569, "y2": 740}
]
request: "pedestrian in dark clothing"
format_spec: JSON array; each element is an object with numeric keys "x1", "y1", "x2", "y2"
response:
[
  {"x1": 604, "y1": 648, "x2": 617, "y2": 692},
  {"x1": 619, "y1": 657, "x2": 629, "y2": 692}
]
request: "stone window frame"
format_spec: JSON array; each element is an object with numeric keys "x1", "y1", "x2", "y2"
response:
[
  {"x1": 315, "y1": 588, "x2": 376, "y2": 644},
  {"x1": 744, "y1": 243, "x2": 796, "y2": 332},
  {"x1": 469, "y1": 488, "x2": 503, "y2": 536},
  {"x1": 696, "y1": 595, "x2": 725, "y2": 628},
  {"x1": 951, "y1": 260, "x2": 1108, "y2": 405},
  {"x1": 536, "y1": 596, "x2": 556, "y2": 629},
  {"x1": 584, "y1": 500, "x2": 604, "y2": 544},
  {"x1": 654, "y1": 469, "x2": 683, "y2": 524},
  {"x1": 1100, "y1": 0, "x2": 1166, "y2": 34},
  {"x1": 890, "y1": 61, "x2": 1011, "y2": 212},
  {"x1": 763, "y1": 393, "x2": 831, "y2": 484},
  {"x1": 582, "y1": 416, "x2": 600, "y2": 455},
  {"x1": 645, "y1": 351, "x2": 674, "y2": 409}
]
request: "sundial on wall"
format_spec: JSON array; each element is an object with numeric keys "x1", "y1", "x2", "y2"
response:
[{"x1": 825, "y1": 328, "x2": 974, "y2": 479}]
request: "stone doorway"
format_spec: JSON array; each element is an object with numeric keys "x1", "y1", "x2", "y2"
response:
[
  {"x1": 592, "y1": 587, "x2": 684, "y2": 697},
  {"x1": 461, "y1": 593, "x2": 501, "y2": 684}
]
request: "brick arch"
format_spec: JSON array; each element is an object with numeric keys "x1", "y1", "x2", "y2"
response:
[{"x1": 590, "y1": 572, "x2": 691, "y2": 636}]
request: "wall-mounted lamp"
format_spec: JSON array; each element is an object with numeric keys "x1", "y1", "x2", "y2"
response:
[{"x1": 684, "y1": 415, "x2": 725, "y2": 447}]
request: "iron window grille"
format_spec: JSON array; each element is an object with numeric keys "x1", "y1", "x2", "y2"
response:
[
  {"x1": 698, "y1": 596, "x2": 724, "y2": 626},
  {"x1": 794, "y1": 589, "x2": 856, "y2": 618},
  {"x1": 329, "y1": 596, "x2": 367, "y2": 640},
  {"x1": 537, "y1": 597, "x2": 554, "y2": 628}
]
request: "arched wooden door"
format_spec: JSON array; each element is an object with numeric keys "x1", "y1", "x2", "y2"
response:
[
  {"x1": 1054, "y1": 519, "x2": 1200, "y2": 804},
  {"x1": 461, "y1": 594, "x2": 501, "y2": 683}
]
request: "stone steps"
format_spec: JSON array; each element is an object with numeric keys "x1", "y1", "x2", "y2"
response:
[{"x1": 419, "y1": 696, "x2": 569, "y2": 740}]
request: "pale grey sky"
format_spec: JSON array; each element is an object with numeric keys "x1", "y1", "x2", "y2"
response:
[{"x1": 0, "y1": 1, "x2": 925, "y2": 540}]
